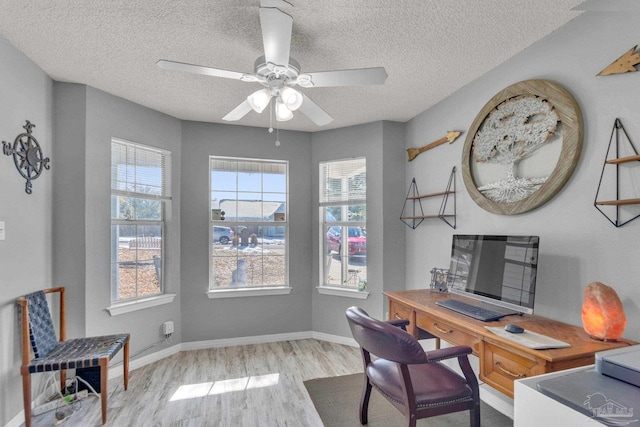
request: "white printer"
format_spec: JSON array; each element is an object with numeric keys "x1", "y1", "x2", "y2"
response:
[{"x1": 595, "y1": 344, "x2": 640, "y2": 388}]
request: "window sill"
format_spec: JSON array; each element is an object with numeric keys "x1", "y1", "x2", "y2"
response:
[
  {"x1": 206, "y1": 286, "x2": 292, "y2": 299},
  {"x1": 106, "y1": 293, "x2": 176, "y2": 316},
  {"x1": 316, "y1": 286, "x2": 369, "y2": 299}
]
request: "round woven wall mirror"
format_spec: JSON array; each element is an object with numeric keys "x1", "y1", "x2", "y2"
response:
[{"x1": 461, "y1": 79, "x2": 583, "y2": 215}]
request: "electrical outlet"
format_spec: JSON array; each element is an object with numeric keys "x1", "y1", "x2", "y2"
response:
[{"x1": 162, "y1": 320, "x2": 174, "y2": 336}]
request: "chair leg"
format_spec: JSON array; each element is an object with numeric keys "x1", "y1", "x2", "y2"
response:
[
  {"x1": 359, "y1": 376, "x2": 372, "y2": 425},
  {"x1": 100, "y1": 360, "x2": 108, "y2": 424},
  {"x1": 60, "y1": 369, "x2": 67, "y2": 393},
  {"x1": 123, "y1": 339, "x2": 130, "y2": 390},
  {"x1": 21, "y1": 371, "x2": 31, "y2": 427},
  {"x1": 470, "y1": 403, "x2": 481, "y2": 427}
]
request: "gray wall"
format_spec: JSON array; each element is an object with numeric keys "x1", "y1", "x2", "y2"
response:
[
  {"x1": 381, "y1": 121, "x2": 408, "y2": 297},
  {"x1": 0, "y1": 36, "x2": 53, "y2": 426},
  {"x1": 83, "y1": 86, "x2": 183, "y2": 344},
  {"x1": 405, "y1": 10, "x2": 640, "y2": 342},
  {"x1": 310, "y1": 122, "x2": 406, "y2": 337},
  {"x1": 180, "y1": 122, "x2": 313, "y2": 341},
  {"x1": 52, "y1": 83, "x2": 183, "y2": 355},
  {"x1": 53, "y1": 84, "x2": 87, "y2": 338}
]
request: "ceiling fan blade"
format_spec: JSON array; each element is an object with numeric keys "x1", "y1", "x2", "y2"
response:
[
  {"x1": 299, "y1": 67, "x2": 388, "y2": 88},
  {"x1": 222, "y1": 100, "x2": 253, "y2": 121},
  {"x1": 157, "y1": 60, "x2": 247, "y2": 80},
  {"x1": 259, "y1": 7, "x2": 293, "y2": 67},
  {"x1": 298, "y1": 94, "x2": 333, "y2": 126}
]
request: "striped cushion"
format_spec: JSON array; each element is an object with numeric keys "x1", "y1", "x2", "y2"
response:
[{"x1": 28, "y1": 334, "x2": 129, "y2": 374}]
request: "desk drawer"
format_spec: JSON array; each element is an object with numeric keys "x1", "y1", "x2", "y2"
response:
[
  {"x1": 388, "y1": 300, "x2": 416, "y2": 335},
  {"x1": 389, "y1": 300, "x2": 413, "y2": 322},
  {"x1": 415, "y1": 314, "x2": 480, "y2": 353},
  {"x1": 481, "y1": 339, "x2": 546, "y2": 397}
]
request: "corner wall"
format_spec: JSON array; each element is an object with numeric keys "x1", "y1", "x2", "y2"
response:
[
  {"x1": 53, "y1": 83, "x2": 183, "y2": 360},
  {"x1": 311, "y1": 121, "x2": 406, "y2": 337}
]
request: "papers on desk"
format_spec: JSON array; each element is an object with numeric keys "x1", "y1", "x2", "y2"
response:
[{"x1": 485, "y1": 326, "x2": 571, "y2": 349}]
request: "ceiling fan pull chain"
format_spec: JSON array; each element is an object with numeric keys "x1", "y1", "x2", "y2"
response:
[{"x1": 269, "y1": 99, "x2": 274, "y2": 133}]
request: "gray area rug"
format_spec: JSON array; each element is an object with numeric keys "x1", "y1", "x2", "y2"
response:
[{"x1": 304, "y1": 373, "x2": 513, "y2": 427}]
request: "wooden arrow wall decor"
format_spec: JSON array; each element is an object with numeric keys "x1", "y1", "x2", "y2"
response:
[
  {"x1": 598, "y1": 45, "x2": 640, "y2": 76},
  {"x1": 407, "y1": 131, "x2": 461, "y2": 162}
]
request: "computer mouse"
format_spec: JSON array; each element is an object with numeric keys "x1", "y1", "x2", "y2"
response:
[{"x1": 505, "y1": 324, "x2": 524, "y2": 334}]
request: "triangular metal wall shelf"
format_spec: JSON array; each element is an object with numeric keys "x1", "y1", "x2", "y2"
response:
[
  {"x1": 594, "y1": 118, "x2": 640, "y2": 227},
  {"x1": 400, "y1": 166, "x2": 456, "y2": 230}
]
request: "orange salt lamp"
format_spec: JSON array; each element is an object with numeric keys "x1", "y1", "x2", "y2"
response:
[{"x1": 581, "y1": 282, "x2": 626, "y2": 341}]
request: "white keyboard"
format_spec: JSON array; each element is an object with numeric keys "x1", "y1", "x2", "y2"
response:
[{"x1": 485, "y1": 326, "x2": 571, "y2": 349}]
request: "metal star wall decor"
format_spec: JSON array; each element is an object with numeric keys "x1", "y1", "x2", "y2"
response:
[{"x1": 2, "y1": 120, "x2": 50, "y2": 194}]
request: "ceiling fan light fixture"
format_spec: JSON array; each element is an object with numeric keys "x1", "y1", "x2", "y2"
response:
[
  {"x1": 296, "y1": 74, "x2": 313, "y2": 88},
  {"x1": 247, "y1": 88, "x2": 272, "y2": 113},
  {"x1": 157, "y1": 1, "x2": 385, "y2": 127},
  {"x1": 280, "y1": 87, "x2": 303, "y2": 111},
  {"x1": 275, "y1": 100, "x2": 293, "y2": 121}
]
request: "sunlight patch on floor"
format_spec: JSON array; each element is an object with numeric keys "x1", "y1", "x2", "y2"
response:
[{"x1": 170, "y1": 373, "x2": 280, "y2": 401}]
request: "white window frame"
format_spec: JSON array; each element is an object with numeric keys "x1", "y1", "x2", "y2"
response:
[
  {"x1": 318, "y1": 157, "x2": 368, "y2": 299},
  {"x1": 207, "y1": 156, "x2": 291, "y2": 299},
  {"x1": 108, "y1": 138, "x2": 175, "y2": 314}
]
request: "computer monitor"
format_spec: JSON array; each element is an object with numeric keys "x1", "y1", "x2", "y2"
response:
[{"x1": 448, "y1": 234, "x2": 539, "y2": 314}]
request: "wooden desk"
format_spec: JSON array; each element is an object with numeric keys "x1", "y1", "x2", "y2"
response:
[{"x1": 384, "y1": 289, "x2": 635, "y2": 398}]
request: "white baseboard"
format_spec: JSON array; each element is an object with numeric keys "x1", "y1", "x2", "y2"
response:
[
  {"x1": 480, "y1": 384, "x2": 514, "y2": 419},
  {"x1": 181, "y1": 331, "x2": 313, "y2": 351},
  {"x1": 108, "y1": 343, "x2": 182, "y2": 378},
  {"x1": 311, "y1": 331, "x2": 358, "y2": 347},
  {"x1": 5, "y1": 413, "x2": 23, "y2": 427}
]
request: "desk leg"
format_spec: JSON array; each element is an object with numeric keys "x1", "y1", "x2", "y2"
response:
[{"x1": 417, "y1": 328, "x2": 441, "y2": 349}]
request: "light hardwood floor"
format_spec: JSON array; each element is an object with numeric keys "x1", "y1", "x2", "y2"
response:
[{"x1": 27, "y1": 339, "x2": 363, "y2": 427}]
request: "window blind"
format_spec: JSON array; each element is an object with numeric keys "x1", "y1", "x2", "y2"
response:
[
  {"x1": 111, "y1": 139, "x2": 171, "y2": 200},
  {"x1": 319, "y1": 158, "x2": 366, "y2": 204}
]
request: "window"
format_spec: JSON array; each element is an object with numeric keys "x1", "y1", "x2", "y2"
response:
[
  {"x1": 110, "y1": 139, "x2": 170, "y2": 302},
  {"x1": 210, "y1": 157, "x2": 288, "y2": 291},
  {"x1": 320, "y1": 158, "x2": 366, "y2": 289}
]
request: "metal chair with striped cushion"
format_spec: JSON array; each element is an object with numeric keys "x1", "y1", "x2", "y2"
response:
[{"x1": 17, "y1": 287, "x2": 130, "y2": 427}]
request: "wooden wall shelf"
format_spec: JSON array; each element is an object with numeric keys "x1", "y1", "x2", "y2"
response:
[
  {"x1": 605, "y1": 154, "x2": 640, "y2": 165},
  {"x1": 400, "y1": 167, "x2": 456, "y2": 229},
  {"x1": 595, "y1": 198, "x2": 640, "y2": 206},
  {"x1": 405, "y1": 190, "x2": 454, "y2": 200},
  {"x1": 594, "y1": 119, "x2": 640, "y2": 227}
]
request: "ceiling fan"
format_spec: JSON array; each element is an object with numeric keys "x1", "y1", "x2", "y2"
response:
[{"x1": 157, "y1": 0, "x2": 388, "y2": 127}]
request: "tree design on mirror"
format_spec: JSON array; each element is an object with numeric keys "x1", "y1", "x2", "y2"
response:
[{"x1": 462, "y1": 80, "x2": 583, "y2": 215}]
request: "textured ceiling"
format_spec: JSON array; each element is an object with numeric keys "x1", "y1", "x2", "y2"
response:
[{"x1": 0, "y1": 1, "x2": 584, "y2": 132}]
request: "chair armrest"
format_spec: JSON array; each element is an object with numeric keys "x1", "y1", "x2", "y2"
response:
[
  {"x1": 386, "y1": 318, "x2": 410, "y2": 331},
  {"x1": 424, "y1": 345, "x2": 472, "y2": 363},
  {"x1": 430, "y1": 345, "x2": 480, "y2": 396}
]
